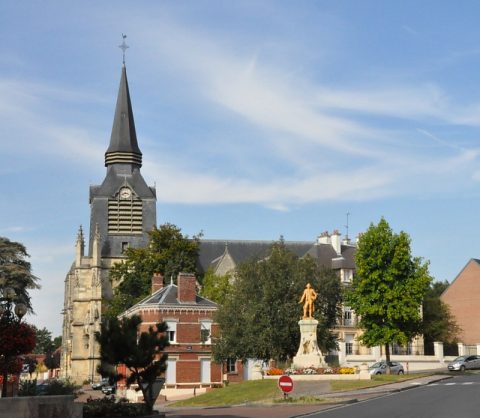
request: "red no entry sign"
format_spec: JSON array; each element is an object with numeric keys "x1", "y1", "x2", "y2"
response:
[{"x1": 278, "y1": 375, "x2": 294, "y2": 393}]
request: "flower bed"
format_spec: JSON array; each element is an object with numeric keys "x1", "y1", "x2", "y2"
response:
[{"x1": 266, "y1": 367, "x2": 356, "y2": 376}]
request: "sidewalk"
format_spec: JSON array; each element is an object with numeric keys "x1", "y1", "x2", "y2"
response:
[{"x1": 158, "y1": 374, "x2": 452, "y2": 418}]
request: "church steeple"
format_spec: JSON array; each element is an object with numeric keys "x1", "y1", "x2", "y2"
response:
[{"x1": 105, "y1": 65, "x2": 142, "y2": 167}]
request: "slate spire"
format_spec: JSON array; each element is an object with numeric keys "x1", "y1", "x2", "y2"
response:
[{"x1": 105, "y1": 65, "x2": 142, "y2": 167}]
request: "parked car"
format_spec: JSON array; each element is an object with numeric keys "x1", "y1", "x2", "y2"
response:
[
  {"x1": 448, "y1": 355, "x2": 480, "y2": 372},
  {"x1": 91, "y1": 378, "x2": 109, "y2": 390},
  {"x1": 101, "y1": 384, "x2": 116, "y2": 395},
  {"x1": 369, "y1": 361, "x2": 404, "y2": 375}
]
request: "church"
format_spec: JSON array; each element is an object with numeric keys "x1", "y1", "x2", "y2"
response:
[{"x1": 60, "y1": 62, "x2": 360, "y2": 384}]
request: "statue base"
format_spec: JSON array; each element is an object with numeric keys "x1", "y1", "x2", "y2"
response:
[{"x1": 292, "y1": 319, "x2": 326, "y2": 368}]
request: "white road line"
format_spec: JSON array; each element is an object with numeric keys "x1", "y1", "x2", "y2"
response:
[
  {"x1": 444, "y1": 383, "x2": 456, "y2": 385},
  {"x1": 462, "y1": 382, "x2": 474, "y2": 385}
]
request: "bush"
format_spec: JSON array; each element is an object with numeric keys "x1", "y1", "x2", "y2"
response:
[
  {"x1": 18, "y1": 378, "x2": 79, "y2": 397},
  {"x1": 83, "y1": 396, "x2": 150, "y2": 417},
  {"x1": 18, "y1": 379, "x2": 37, "y2": 396}
]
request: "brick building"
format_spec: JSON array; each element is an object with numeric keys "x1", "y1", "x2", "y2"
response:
[
  {"x1": 120, "y1": 272, "x2": 229, "y2": 389},
  {"x1": 441, "y1": 259, "x2": 480, "y2": 345}
]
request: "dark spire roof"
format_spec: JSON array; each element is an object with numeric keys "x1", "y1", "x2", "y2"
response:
[{"x1": 105, "y1": 65, "x2": 142, "y2": 167}]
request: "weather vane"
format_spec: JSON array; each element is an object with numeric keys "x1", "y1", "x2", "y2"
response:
[{"x1": 119, "y1": 34, "x2": 129, "y2": 64}]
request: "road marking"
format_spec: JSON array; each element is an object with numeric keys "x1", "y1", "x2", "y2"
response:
[
  {"x1": 462, "y1": 382, "x2": 474, "y2": 385},
  {"x1": 444, "y1": 383, "x2": 456, "y2": 385}
]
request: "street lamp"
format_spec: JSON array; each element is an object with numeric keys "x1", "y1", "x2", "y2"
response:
[{"x1": 0, "y1": 278, "x2": 30, "y2": 397}]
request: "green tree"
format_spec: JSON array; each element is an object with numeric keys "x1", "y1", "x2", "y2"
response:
[
  {"x1": 213, "y1": 240, "x2": 342, "y2": 363},
  {"x1": 200, "y1": 268, "x2": 232, "y2": 305},
  {"x1": 94, "y1": 315, "x2": 169, "y2": 413},
  {"x1": 0, "y1": 237, "x2": 38, "y2": 397},
  {"x1": 44, "y1": 350, "x2": 60, "y2": 373},
  {"x1": 0, "y1": 237, "x2": 40, "y2": 311},
  {"x1": 422, "y1": 280, "x2": 460, "y2": 351},
  {"x1": 106, "y1": 223, "x2": 201, "y2": 317},
  {"x1": 33, "y1": 327, "x2": 55, "y2": 354},
  {"x1": 346, "y1": 218, "x2": 431, "y2": 370},
  {"x1": 53, "y1": 336, "x2": 62, "y2": 349}
]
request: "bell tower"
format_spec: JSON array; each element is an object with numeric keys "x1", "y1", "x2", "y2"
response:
[
  {"x1": 88, "y1": 63, "x2": 156, "y2": 258},
  {"x1": 61, "y1": 58, "x2": 157, "y2": 383}
]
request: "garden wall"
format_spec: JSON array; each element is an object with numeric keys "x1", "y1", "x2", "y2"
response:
[{"x1": 0, "y1": 395, "x2": 82, "y2": 418}]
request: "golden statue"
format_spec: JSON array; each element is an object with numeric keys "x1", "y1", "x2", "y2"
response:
[{"x1": 299, "y1": 283, "x2": 317, "y2": 319}]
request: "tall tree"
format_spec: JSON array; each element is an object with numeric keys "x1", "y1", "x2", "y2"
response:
[
  {"x1": 95, "y1": 315, "x2": 169, "y2": 413},
  {"x1": 32, "y1": 327, "x2": 55, "y2": 354},
  {"x1": 0, "y1": 237, "x2": 40, "y2": 311},
  {"x1": 422, "y1": 280, "x2": 460, "y2": 351},
  {"x1": 346, "y1": 218, "x2": 431, "y2": 370},
  {"x1": 200, "y1": 268, "x2": 232, "y2": 305},
  {"x1": 0, "y1": 237, "x2": 38, "y2": 396},
  {"x1": 106, "y1": 223, "x2": 201, "y2": 317},
  {"x1": 213, "y1": 240, "x2": 342, "y2": 363}
]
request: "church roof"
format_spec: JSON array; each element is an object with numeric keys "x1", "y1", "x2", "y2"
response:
[
  {"x1": 105, "y1": 65, "x2": 142, "y2": 167},
  {"x1": 197, "y1": 239, "x2": 356, "y2": 273}
]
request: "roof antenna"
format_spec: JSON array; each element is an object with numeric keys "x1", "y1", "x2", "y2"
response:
[
  {"x1": 345, "y1": 211, "x2": 350, "y2": 242},
  {"x1": 119, "y1": 34, "x2": 129, "y2": 65}
]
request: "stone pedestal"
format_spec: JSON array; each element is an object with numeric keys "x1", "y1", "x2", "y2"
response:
[{"x1": 292, "y1": 319, "x2": 326, "y2": 368}]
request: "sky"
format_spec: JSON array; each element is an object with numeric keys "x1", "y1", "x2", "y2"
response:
[{"x1": 2, "y1": 1, "x2": 480, "y2": 337}]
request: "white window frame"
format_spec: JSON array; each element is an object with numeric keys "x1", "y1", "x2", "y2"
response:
[
  {"x1": 200, "y1": 320, "x2": 212, "y2": 345},
  {"x1": 165, "y1": 320, "x2": 178, "y2": 344}
]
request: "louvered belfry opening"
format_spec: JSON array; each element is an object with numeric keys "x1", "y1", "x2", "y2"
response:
[{"x1": 108, "y1": 195, "x2": 143, "y2": 234}]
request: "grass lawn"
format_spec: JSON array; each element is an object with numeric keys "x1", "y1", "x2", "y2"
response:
[
  {"x1": 171, "y1": 373, "x2": 435, "y2": 407},
  {"x1": 329, "y1": 373, "x2": 433, "y2": 392},
  {"x1": 171, "y1": 380, "x2": 281, "y2": 407}
]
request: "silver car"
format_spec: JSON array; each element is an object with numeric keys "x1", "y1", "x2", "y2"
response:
[
  {"x1": 448, "y1": 355, "x2": 480, "y2": 372},
  {"x1": 369, "y1": 361, "x2": 404, "y2": 375}
]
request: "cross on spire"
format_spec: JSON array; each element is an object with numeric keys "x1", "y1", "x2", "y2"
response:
[{"x1": 119, "y1": 34, "x2": 129, "y2": 65}]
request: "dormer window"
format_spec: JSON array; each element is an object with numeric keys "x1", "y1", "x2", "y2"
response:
[{"x1": 108, "y1": 187, "x2": 143, "y2": 234}]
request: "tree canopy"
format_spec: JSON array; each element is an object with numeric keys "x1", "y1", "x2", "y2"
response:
[
  {"x1": 200, "y1": 268, "x2": 232, "y2": 305},
  {"x1": 213, "y1": 240, "x2": 342, "y2": 363},
  {"x1": 0, "y1": 237, "x2": 40, "y2": 312},
  {"x1": 422, "y1": 280, "x2": 460, "y2": 349},
  {"x1": 0, "y1": 237, "x2": 38, "y2": 397},
  {"x1": 95, "y1": 315, "x2": 169, "y2": 412},
  {"x1": 106, "y1": 224, "x2": 201, "y2": 317},
  {"x1": 32, "y1": 327, "x2": 55, "y2": 354},
  {"x1": 346, "y1": 218, "x2": 431, "y2": 366}
]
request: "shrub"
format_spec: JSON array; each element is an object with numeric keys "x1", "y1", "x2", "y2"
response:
[
  {"x1": 83, "y1": 396, "x2": 150, "y2": 417},
  {"x1": 18, "y1": 378, "x2": 79, "y2": 397},
  {"x1": 18, "y1": 379, "x2": 37, "y2": 396}
]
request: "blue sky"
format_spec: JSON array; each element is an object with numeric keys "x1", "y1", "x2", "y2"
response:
[{"x1": 2, "y1": 1, "x2": 480, "y2": 336}]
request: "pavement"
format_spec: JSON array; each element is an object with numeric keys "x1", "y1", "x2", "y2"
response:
[{"x1": 156, "y1": 374, "x2": 453, "y2": 418}]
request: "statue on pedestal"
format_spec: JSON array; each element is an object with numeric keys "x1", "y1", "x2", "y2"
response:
[
  {"x1": 293, "y1": 283, "x2": 326, "y2": 368},
  {"x1": 299, "y1": 283, "x2": 317, "y2": 319}
]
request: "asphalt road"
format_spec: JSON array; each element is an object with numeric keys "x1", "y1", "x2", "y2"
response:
[{"x1": 305, "y1": 373, "x2": 480, "y2": 418}]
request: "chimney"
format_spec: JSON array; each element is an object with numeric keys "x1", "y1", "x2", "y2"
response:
[
  {"x1": 317, "y1": 231, "x2": 330, "y2": 245},
  {"x1": 177, "y1": 272, "x2": 197, "y2": 303},
  {"x1": 151, "y1": 272, "x2": 164, "y2": 293},
  {"x1": 331, "y1": 229, "x2": 342, "y2": 255}
]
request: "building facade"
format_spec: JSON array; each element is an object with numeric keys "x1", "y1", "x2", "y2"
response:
[
  {"x1": 120, "y1": 272, "x2": 224, "y2": 390},
  {"x1": 60, "y1": 64, "x2": 157, "y2": 383},
  {"x1": 441, "y1": 258, "x2": 480, "y2": 345}
]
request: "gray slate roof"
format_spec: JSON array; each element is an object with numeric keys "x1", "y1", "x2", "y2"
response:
[
  {"x1": 197, "y1": 239, "x2": 356, "y2": 274},
  {"x1": 105, "y1": 64, "x2": 142, "y2": 167},
  {"x1": 138, "y1": 283, "x2": 217, "y2": 308}
]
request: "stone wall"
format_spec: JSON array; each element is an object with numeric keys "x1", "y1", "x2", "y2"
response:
[{"x1": 0, "y1": 395, "x2": 82, "y2": 418}]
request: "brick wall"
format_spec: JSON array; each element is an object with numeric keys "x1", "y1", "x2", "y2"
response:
[
  {"x1": 442, "y1": 259, "x2": 480, "y2": 344},
  {"x1": 178, "y1": 273, "x2": 196, "y2": 303}
]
